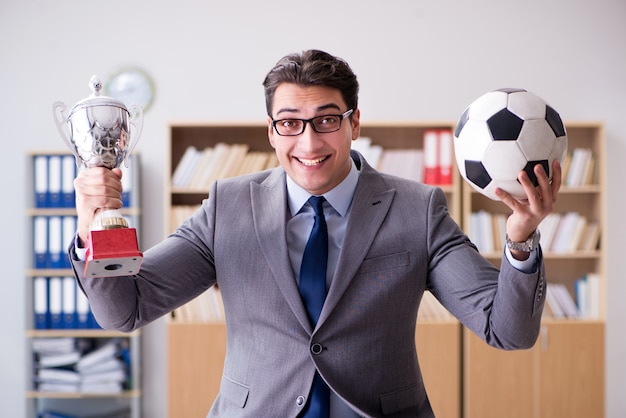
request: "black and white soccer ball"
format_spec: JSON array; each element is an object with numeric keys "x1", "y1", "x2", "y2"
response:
[{"x1": 453, "y1": 88, "x2": 568, "y2": 201}]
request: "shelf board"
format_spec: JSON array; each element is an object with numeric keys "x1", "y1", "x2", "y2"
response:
[
  {"x1": 26, "y1": 269, "x2": 73, "y2": 277},
  {"x1": 27, "y1": 207, "x2": 141, "y2": 216},
  {"x1": 26, "y1": 329, "x2": 140, "y2": 338},
  {"x1": 26, "y1": 389, "x2": 141, "y2": 399}
]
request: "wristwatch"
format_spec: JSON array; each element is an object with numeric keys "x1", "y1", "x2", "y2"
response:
[{"x1": 506, "y1": 230, "x2": 541, "y2": 252}]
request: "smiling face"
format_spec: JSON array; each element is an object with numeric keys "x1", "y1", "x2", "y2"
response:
[{"x1": 268, "y1": 83, "x2": 361, "y2": 195}]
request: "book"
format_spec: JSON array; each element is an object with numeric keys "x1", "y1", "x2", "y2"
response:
[
  {"x1": 555, "y1": 283, "x2": 580, "y2": 318},
  {"x1": 578, "y1": 221, "x2": 601, "y2": 251},
  {"x1": 171, "y1": 146, "x2": 201, "y2": 188},
  {"x1": 550, "y1": 212, "x2": 580, "y2": 253},
  {"x1": 545, "y1": 284, "x2": 565, "y2": 319},
  {"x1": 423, "y1": 129, "x2": 439, "y2": 185},
  {"x1": 438, "y1": 129, "x2": 453, "y2": 185},
  {"x1": 565, "y1": 148, "x2": 592, "y2": 187},
  {"x1": 538, "y1": 213, "x2": 561, "y2": 251}
]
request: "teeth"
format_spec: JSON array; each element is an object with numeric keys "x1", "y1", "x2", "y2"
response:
[{"x1": 299, "y1": 157, "x2": 325, "y2": 166}]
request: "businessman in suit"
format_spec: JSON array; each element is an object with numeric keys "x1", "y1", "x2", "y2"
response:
[{"x1": 70, "y1": 49, "x2": 561, "y2": 417}]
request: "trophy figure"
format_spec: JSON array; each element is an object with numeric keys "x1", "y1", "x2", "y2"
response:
[{"x1": 53, "y1": 75, "x2": 143, "y2": 278}]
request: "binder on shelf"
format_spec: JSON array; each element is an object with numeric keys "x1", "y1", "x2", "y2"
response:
[
  {"x1": 33, "y1": 216, "x2": 48, "y2": 269},
  {"x1": 38, "y1": 411, "x2": 79, "y2": 418},
  {"x1": 48, "y1": 155, "x2": 62, "y2": 208},
  {"x1": 48, "y1": 216, "x2": 63, "y2": 269},
  {"x1": 34, "y1": 155, "x2": 49, "y2": 208},
  {"x1": 76, "y1": 339, "x2": 122, "y2": 372},
  {"x1": 120, "y1": 154, "x2": 134, "y2": 207},
  {"x1": 61, "y1": 216, "x2": 76, "y2": 269},
  {"x1": 61, "y1": 277, "x2": 76, "y2": 329},
  {"x1": 31, "y1": 336, "x2": 76, "y2": 354},
  {"x1": 37, "y1": 349, "x2": 82, "y2": 368},
  {"x1": 48, "y1": 277, "x2": 63, "y2": 329},
  {"x1": 75, "y1": 288, "x2": 91, "y2": 329},
  {"x1": 33, "y1": 276, "x2": 49, "y2": 329},
  {"x1": 37, "y1": 367, "x2": 81, "y2": 384},
  {"x1": 61, "y1": 154, "x2": 76, "y2": 208},
  {"x1": 438, "y1": 129, "x2": 453, "y2": 185}
]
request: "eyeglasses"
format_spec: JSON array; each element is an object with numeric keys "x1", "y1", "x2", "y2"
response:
[{"x1": 271, "y1": 109, "x2": 354, "y2": 136}]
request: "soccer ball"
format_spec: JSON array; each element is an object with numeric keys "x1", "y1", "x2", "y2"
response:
[{"x1": 453, "y1": 88, "x2": 567, "y2": 201}]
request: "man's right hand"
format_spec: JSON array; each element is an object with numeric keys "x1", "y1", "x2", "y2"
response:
[{"x1": 74, "y1": 167, "x2": 124, "y2": 244}]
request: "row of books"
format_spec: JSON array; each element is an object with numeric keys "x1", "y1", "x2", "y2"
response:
[
  {"x1": 543, "y1": 274, "x2": 601, "y2": 319},
  {"x1": 33, "y1": 276, "x2": 101, "y2": 330},
  {"x1": 33, "y1": 153, "x2": 137, "y2": 209},
  {"x1": 538, "y1": 212, "x2": 600, "y2": 253},
  {"x1": 172, "y1": 285, "x2": 225, "y2": 322},
  {"x1": 32, "y1": 337, "x2": 130, "y2": 394},
  {"x1": 468, "y1": 210, "x2": 600, "y2": 254},
  {"x1": 562, "y1": 147, "x2": 596, "y2": 187},
  {"x1": 351, "y1": 129, "x2": 454, "y2": 185},
  {"x1": 171, "y1": 143, "x2": 279, "y2": 190},
  {"x1": 170, "y1": 129, "x2": 455, "y2": 191},
  {"x1": 171, "y1": 284, "x2": 454, "y2": 323},
  {"x1": 416, "y1": 291, "x2": 454, "y2": 321},
  {"x1": 168, "y1": 205, "x2": 201, "y2": 234}
]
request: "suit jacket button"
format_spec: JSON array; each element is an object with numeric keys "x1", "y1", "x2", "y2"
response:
[
  {"x1": 311, "y1": 343, "x2": 323, "y2": 355},
  {"x1": 296, "y1": 395, "x2": 305, "y2": 407}
]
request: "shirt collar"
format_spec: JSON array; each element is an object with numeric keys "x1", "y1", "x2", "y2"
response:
[{"x1": 287, "y1": 158, "x2": 359, "y2": 217}]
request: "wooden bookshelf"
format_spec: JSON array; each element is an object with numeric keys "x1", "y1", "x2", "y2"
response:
[
  {"x1": 462, "y1": 122, "x2": 606, "y2": 418},
  {"x1": 165, "y1": 121, "x2": 462, "y2": 418}
]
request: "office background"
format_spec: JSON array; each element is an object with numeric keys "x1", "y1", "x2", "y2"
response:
[{"x1": 2, "y1": 0, "x2": 625, "y2": 416}]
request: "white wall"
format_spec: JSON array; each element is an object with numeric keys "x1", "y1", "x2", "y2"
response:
[{"x1": 2, "y1": 0, "x2": 625, "y2": 416}]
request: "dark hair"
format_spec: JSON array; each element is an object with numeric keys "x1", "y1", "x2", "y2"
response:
[{"x1": 262, "y1": 49, "x2": 359, "y2": 117}]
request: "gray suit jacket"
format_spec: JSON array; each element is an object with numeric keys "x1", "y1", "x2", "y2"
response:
[{"x1": 70, "y1": 151, "x2": 546, "y2": 417}]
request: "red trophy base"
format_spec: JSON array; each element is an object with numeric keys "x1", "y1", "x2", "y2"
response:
[{"x1": 85, "y1": 228, "x2": 143, "y2": 278}]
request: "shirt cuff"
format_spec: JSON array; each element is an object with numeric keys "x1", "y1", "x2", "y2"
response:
[
  {"x1": 74, "y1": 234, "x2": 87, "y2": 261},
  {"x1": 504, "y1": 246, "x2": 538, "y2": 273}
]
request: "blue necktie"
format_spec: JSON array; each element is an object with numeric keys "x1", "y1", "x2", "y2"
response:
[{"x1": 299, "y1": 196, "x2": 330, "y2": 418}]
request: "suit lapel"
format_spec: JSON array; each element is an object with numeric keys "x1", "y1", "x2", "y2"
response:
[
  {"x1": 317, "y1": 157, "x2": 396, "y2": 326},
  {"x1": 250, "y1": 169, "x2": 313, "y2": 332}
]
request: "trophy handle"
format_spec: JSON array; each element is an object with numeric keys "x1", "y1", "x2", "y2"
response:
[
  {"x1": 125, "y1": 104, "x2": 143, "y2": 167},
  {"x1": 52, "y1": 101, "x2": 74, "y2": 153}
]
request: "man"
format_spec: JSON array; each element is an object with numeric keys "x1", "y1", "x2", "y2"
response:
[{"x1": 71, "y1": 49, "x2": 560, "y2": 417}]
